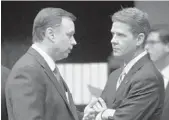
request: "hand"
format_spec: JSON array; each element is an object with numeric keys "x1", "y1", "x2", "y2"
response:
[
  {"x1": 83, "y1": 98, "x2": 98, "y2": 120},
  {"x1": 83, "y1": 112, "x2": 95, "y2": 120},
  {"x1": 96, "y1": 109, "x2": 116, "y2": 120},
  {"x1": 92, "y1": 97, "x2": 107, "y2": 113},
  {"x1": 95, "y1": 112, "x2": 102, "y2": 120}
]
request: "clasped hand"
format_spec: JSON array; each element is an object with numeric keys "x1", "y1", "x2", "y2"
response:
[{"x1": 83, "y1": 98, "x2": 107, "y2": 120}]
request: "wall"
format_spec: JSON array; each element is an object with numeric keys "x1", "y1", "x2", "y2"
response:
[
  {"x1": 58, "y1": 63, "x2": 108, "y2": 104},
  {"x1": 135, "y1": 1, "x2": 169, "y2": 26}
]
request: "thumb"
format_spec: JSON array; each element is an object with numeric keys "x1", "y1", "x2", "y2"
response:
[
  {"x1": 88, "y1": 97, "x2": 98, "y2": 107},
  {"x1": 98, "y1": 97, "x2": 107, "y2": 108}
]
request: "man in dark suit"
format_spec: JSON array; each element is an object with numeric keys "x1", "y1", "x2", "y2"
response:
[
  {"x1": 162, "y1": 84, "x2": 169, "y2": 120},
  {"x1": 84, "y1": 7, "x2": 165, "y2": 120},
  {"x1": 5, "y1": 8, "x2": 82, "y2": 120},
  {"x1": 1, "y1": 65, "x2": 10, "y2": 120},
  {"x1": 145, "y1": 25, "x2": 169, "y2": 120}
]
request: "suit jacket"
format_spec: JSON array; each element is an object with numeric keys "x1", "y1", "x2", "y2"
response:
[
  {"x1": 101, "y1": 54, "x2": 165, "y2": 120},
  {"x1": 161, "y1": 83, "x2": 169, "y2": 120},
  {"x1": 5, "y1": 47, "x2": 81, "y2": 120},
  {"x1": 1, "y1": 66, "x2": 10, "y2": 120}
]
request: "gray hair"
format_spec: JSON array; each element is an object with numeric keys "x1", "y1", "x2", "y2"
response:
[{"x1": 32, "y1": 7, "x2": 76, "y2": 43}]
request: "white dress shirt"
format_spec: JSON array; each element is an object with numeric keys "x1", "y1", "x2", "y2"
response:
[
  {"x1": 32, "y1": 44, "x2": 69, "y2": 103},
  {"x1": 161, "y1": 65, "x2": 169, "y2": 89}
]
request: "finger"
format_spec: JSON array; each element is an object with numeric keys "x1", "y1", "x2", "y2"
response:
[
  {"x1": 88, "y1": 108, "x2": 96, "y2": 114},
  {"x1": 95, "y1": 101, "x2": 102, "y2": 109},
  {"x1": 86, "y1": 113, "x2": 95, "y2": 120},
  {"x1": 83, "y1": 113, "x2": 89, "y2": 118},
  {"x1": 92, "y1": 104, "x2": 99, "y2": 112},
  {"x1": 88, "y1": 114, "x2": 95, "y2": 118},
  {"x1": 82, "y1": 115, "x2": 88, "y2": 120},
  {"x1": 88, "y1": 98, "x2": 98, "y2": 107},
  {"x1": 98, "y1": 97, "x2": 107, "y2": 108},
  {"x1": 83, "y1": 113, "x2": 94, "y2": 120},
  {"x1": 92, "y1": 103, "x2": 102, "y2": 112},
  {"x1": 85, "y1": 108, "x2": 95, "y2": 115}
]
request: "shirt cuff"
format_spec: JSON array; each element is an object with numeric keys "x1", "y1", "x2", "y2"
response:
[{"x1": 101, "y1": 109, "x2": 116, "y2": 120}]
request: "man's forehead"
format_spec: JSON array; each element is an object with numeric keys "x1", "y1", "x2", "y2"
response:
[
  {"x1": 61, "y1": 17, "x2": 74, "y2": 27},
  {"x1": 111, "y1": 21, "x2": 131, "y2": 32},
  {"x1": 61, "y1": 17, "x2": 75, "y2": 32}
]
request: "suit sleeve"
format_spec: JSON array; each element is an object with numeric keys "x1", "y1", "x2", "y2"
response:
[
  {"x1": 6, "y1": 66, "x2": 45, "y2": 120},
  {"x1": 109, "y1": 77, "x2": 163, "y2": 120}
]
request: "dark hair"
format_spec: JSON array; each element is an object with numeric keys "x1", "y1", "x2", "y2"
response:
[
  {"x1": 32, "y1": 7, "x2": 76, "y2": 43},
  {"x1": 150, "y1": 24, "x2": 169, "y2": 44},
  {"x1": 111, "y1": 7, "x2": 151, "y2": 40}
]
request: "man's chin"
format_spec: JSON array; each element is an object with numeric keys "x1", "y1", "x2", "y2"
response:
[
  {"x1": 55, "y1": 54, "x2": 69, "y2": 61},
  {"x1": 113, "y1": 52, "x2": 123, "y2": 57},
  {"x1": 61, "y1": 53, "x2": 69, "y2": 59}
]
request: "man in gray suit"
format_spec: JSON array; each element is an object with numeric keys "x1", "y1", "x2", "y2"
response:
[
  {"x1": 145, "y1": 25, "x2": 169, "y2": 120},
  {"x1": 5, "y1": 7, "x2": 82, "y2": 120},
  {"x1": 84, "y1": 7, "x2": 165, "y2": 120}
]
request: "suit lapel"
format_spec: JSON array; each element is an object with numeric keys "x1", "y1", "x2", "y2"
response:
[
  {"x1": 108, "y1": 68, "x2": 123, "y2": 104},
  {"x1": 27, "y1": 47, "x2": 76, "y2": 118},
  {"x1": 115, "y1": 54, "x2": 150, "y2": 100}
]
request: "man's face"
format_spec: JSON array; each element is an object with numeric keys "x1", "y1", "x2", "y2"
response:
[
  {"x1": 145, "y1": 32, "x2": 168, "y2": 61},
  {"x1": 111, "y1": 21, "x2": 137, "y2": 57},
  {"x1": 52, "y1": 17, "x2": 76, "y2": 60}
]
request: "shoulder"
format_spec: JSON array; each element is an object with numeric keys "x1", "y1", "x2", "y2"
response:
[
  {"x1": 134, "y1": 60, "x2": 163, "y2": 83},
  {"x1": 6, "y1": 52, "x2": 45, "y2": 86},
  {"x1": 131, "y1": 61, "x2": 164, "y2": 94}
]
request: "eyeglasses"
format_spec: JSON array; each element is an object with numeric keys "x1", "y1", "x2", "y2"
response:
[{"x1": 146, "y1": 41, "x2": 162, "y2": 45}]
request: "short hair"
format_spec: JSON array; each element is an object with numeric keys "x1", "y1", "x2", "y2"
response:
[
  {"x1": 111, "y1": 7, "x2": 151, "y2": 40},
  {"x1": 150, "y1": 24, "x2": 169, "y2": 44},
  {"x1": 32, "y1": 7, "x2": 76, "y2": 43}
]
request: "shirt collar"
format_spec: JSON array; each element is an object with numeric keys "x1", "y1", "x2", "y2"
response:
[
  {"x1": 124, "y1": 50, "x2": 148, "y2": 74},
  {"x1": 31, "y1": 44, "x2": 55, "y2": 71},
  {"x1": 161, "y1": 65, "x2": 169, "y2": 89}
]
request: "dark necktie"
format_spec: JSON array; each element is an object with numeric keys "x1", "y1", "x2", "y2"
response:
[
  {"x1": 53, "y1": 66, "x2": 70, "y2": 103},
  {"x1": 53, "y1": 66, "x2": 65, "y2": 92}
]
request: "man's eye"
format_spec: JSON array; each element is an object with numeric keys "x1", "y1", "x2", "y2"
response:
[
  {"x1": 67, "y1": 34, "x2": 71, "y2": 38},
  {"x1": 117, "y1": 33, "x2": 125, "y2": 37},
  {"x1": 111, "y1": 33, "x2": 114, "y2": 37}
]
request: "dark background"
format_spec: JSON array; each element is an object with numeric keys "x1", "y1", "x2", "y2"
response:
[{"x1": 1, "y1": 1, "x2": 134, "y2": 69}]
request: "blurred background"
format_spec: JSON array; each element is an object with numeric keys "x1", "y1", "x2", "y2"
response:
[{"x1": 1, "y1": 1, "x2": 169, "y2": 109}]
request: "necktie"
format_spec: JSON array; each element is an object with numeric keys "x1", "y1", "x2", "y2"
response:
[
  {"x1": 53, "y1": 66, "x2": 69, "y2": 103},
  {"x1": 53, "y1": 66, "x2": 65, "y2": 92},
  {"x1": 116, "y1": 66, "x2": 127, "y2": 90}
]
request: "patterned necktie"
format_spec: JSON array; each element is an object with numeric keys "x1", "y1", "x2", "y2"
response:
[{"x1": 116, "y1": 65, "x2": 127, "y2": 90}]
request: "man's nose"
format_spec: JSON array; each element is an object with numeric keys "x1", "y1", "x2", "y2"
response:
[
  {"x1": 111, "y1": 37, "x2": 118, "y2": 46},
  {"x1": 71, "y1": 36, "x2": 77, "y2": 45}
]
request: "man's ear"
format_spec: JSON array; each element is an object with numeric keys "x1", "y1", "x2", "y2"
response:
[
  {"x1": 136, "y1": 33, "x2": 145, "y2": 46},
  {"x1": 165, "y1": 43, "x2": 169, "y2": 52},
  {"x1": 45, "y1": 27, "x2": 55, "y2": 42}
]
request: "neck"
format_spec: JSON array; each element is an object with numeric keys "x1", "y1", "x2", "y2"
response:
[
  {"x1": 155, "y1": 53, "x2": 169, "y2": 71},
  {"x1": 133, "y1": 48, "x2": 145, "y2": 59},
  {"x1": 34, "y1": 42, "x2": 54, "y2": 61},
  {"x1": 123, "y1": 48, "x2": 145, "y2": 64}
]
